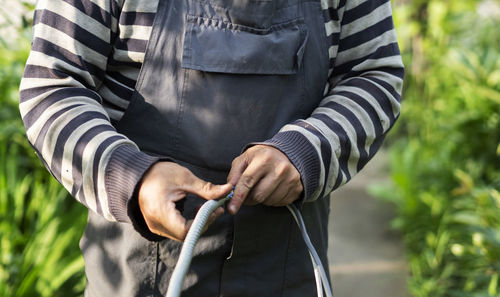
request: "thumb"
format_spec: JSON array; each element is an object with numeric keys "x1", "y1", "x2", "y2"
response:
[{"x1": 184, "y1": 175, "x2": 233, "y2": 200}]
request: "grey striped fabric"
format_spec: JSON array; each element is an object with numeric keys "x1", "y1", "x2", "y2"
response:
[{"x1": 19, "y1": 0, "x2": 403, "y2": 225}]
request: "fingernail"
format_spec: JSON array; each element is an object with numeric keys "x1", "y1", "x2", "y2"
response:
[{"x1": 228, "y1": 204, "x2": 236, "y2": 214}]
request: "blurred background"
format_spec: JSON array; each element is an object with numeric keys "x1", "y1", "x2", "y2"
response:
[{"x1": 0, "y1": 0, "x2": 499, "y2": 296}]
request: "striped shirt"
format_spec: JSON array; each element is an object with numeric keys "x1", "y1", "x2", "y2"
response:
[{"x1": 19, "y1": 0, "x2": 403, "y2": 227}]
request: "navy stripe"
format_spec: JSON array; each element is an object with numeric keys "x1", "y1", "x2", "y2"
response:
[
  {"x1": 30, "y1": 38, "x2": 104, "y2": 79},
  {"x1": 110, "y1": 0, "x2": 120, "y2": 18},
  {"x1": 323, "y1": 7, "x2": 339, "y2": 22},
  {"x1": 106, "y1": 71, "x2": 137, "y2": 88},
  {"x1": 113, "y1": 38, "x2": 148, "y2": 53},
  {"x1": 22, "y1": 65, "x2": 93, "y2": 89},
  {"x1": 311, "y1": 113, "x2": 351, "y2": 181},
  {"x1": 102, "y1": 99, "x2": 127, "y2": 115},
  {"x1": 34, "y1": 104, "x2": 82, "y2": 150},
  {"x1": 295, "y1": 121, "x2": 332, "y2": 199},
  {"x1": 338, "y1": 16, "x2": 394, "y2": 52},
  {"x1": 322, "y1": 101, "x2": 369, "y2": 171},
  {"x1": 34, "y1": 9, "x2": 111, "y2": 57},
  {"x1": 362, "y1": 66, "x2": 404, "y2": 80},
  {"x1": 342, "y1": 0, "x2": 390, "y2": 26},
  {"x1": 340, "y1": 78, "x2": 396, "y2": 125},
  {"x1": 103, "y1": 76, "x2": 134, "y2": 100},
  {"x1": 119, "y1": 11, "x2": 156, "y2": 26},
  {"x1": 71, "y1": 124, "x2": 115, "y2": 197},
  {"x1": 50, "y1": 111, "x2": 109, "y2": 182},
  {"x1": 363, "y1": 75, "x2": 402, "y2": 103},
  {"x1": 62, "y1": 0, "x2": 112, "y2": 27},
  {"x1": 108, "y1": 56, "x2": 142, "y2": 68},
  {"x1": 92, "y1": 135, "x2": 127, "y2": 215},
  {"x1": 20, "y1": 86, "x2": 58, "y2": 103},
  {"x1": 368, "y1": 129, "x2": 387, "y2": 158},
  {"x1": 335, "y1": 66, "x2": 404, "y2": 83},
  {"x1": 23, "y1": 88, "x2": 101, "y2": 130},
  {"x1": 23, "y1": 65, "x2": 69, "y2": 80},
  {"x1": 335, "y1": 90, "x2": 384, "y2": 136},
  {"x1": 336, "y1": 43, "x2": 400, "y2": 74},
  {"x1": 325, "y1": 32, "x2": 340, "y2": 48}
]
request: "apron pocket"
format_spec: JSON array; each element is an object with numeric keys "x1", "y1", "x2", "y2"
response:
[{"x1": 181, "y1": 15, "x2": 308, "y2": 75}]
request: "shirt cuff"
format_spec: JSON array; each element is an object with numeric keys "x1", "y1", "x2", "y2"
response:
[{"x1": 104, "y1": 144, "x2": 165, "y2": 241}]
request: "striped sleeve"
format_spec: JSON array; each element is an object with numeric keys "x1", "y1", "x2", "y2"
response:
[
  {"x1": 19, "y1": 0, "x2": 159, "y2": 226},
  {"x1": 262, "y1": 0, "x2": 404, "y2": 201}
]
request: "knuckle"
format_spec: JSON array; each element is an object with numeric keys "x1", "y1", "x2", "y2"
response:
[
  {"x1": 252, "y1": 192, "x2": 266, "y2": 204},
  {"x1": 275, "y1": 163, "x2": 288, "y2": 176},
  {"x1": 240, "y1": 175, "x2": 255, "y2": 189},
  {"x1": 202, "y1": 182, "x2": 213, "y2": 193}
]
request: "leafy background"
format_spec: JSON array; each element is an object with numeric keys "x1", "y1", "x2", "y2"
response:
[{"x1": 0, "y1": 0, "x2": 499, "y2": 296}]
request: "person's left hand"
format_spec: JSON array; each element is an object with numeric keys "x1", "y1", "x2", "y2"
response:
[{"x1": 226, "y1": 145, "x2": 303, "y2": 215}]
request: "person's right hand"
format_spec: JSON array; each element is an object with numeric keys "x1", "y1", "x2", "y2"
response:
[{"x1": 138, "y1": 161, "x2": 233, "y2": 241}]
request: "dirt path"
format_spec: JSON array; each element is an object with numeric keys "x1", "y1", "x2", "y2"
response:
[{"x1": 327, "y1": 151, "x2": 410, "y2": 297}]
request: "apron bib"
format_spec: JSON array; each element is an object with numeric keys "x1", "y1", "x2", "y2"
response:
[{"x1": 83, "y1": 0, "x2": 331, "y2": 295}]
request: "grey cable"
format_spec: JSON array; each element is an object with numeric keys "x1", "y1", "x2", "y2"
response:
[
  {"x1": 165, "y1": 192, "x2": 333, "y2": 297},
  {"x1": 165, "y1": 191, "x2": 233, "y2": 297},
  {"x1": 286, "y1": 204, "x2": 333, "y2": 297}
]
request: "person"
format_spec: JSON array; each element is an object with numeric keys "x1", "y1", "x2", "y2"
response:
[{"x1": 19, "y1": 0, "x2": 404, "y2": 295}]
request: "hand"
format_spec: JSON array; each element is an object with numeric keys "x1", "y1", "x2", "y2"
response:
[
  {"x1": 138, "y1": 162, "x2": 233, "y2": 241},
  {"x1": 226, "y1": 145, "x2": 303, "y2": 215}
]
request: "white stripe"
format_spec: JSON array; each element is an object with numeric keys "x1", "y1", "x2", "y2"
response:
[
  {"x1": 328, "y1": 45, "x2": 339, "y2": 61},
  {"x1": 33, "y1": 23, "x2": 107, "y2": 69},
  {"x1": 321, "y1": 93, "x2": 377, "y2": 142},
  {"x1": 341, "y1": 2, "x2": 392, "y2": 38},
  {"x1": 332, "y1": 84, "x2": 392, "y2": 131},
  {"x1": 60, "y1": 118, "x2": 111, "y2": 192},
  {"x1": 24, "y1": 51, "x2": 98, "y2": 88},
  {"x1": 88, "y1": 0, "x2": 111, "y2": 13},
  {"x1": 118, "y1": 24, "x2": 153, "y2": 41},
  {"x1": 354, "y1": 76, "x2": 401, "y2": 117},
  {"x1": 337, "y1": 29, "x2": 396, "y2": 59},
  {"x1": 121, "y1": 0, "x2": 160, "y2": 13},
  {"x1": 25, "y1": 95, "x2": 104, "y2": 143},
  {"x1": 301, "y1": 118, "x2": 342, "y2": 195},
  {"x1": 35, "y1": 1, "x2": 111, "y2": 43},
  {"x1": 325, "y1": 19, "x2": 340, "y2": 37},
  {"x1": 113, "y1": 48, "x2": 145, "y2": 63},
  {"x1": 99, "y1": 83, "x2": 132, "y2": 109},
  {"x1": 39, "y1": 104, "x2": 106, "y2": 166},
  {"x1": 103, "y1": 106, "x2": 125, "y2": 121},
  {"x1": 315, "y1": 107, "x2": 361, "y2": 177}
]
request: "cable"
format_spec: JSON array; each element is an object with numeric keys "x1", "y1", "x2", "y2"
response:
[
  {"x1": 165, "y1": 192, "x2": 333, "y2": 297},
  {"x1": 286, "y1": 204, "x2": 333, "y2": 297},
  {"x1": 165, "y1": 191, "x2": 233, "y2": 297}
]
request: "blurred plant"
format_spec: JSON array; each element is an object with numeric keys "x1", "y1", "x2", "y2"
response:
[
  {"x1": 371, "y1": 0, "x2": 500, "y2": 296},
  {"x1": 0, "y1": 17, "x2": 86, "y2": 297}
]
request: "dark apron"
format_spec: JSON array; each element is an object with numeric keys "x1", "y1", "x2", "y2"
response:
[{"x1": 82, "y1": 0, "x2": 331, "y2": 295}]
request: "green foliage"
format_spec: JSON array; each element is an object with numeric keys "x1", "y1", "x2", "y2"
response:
[
  {"x1": 371, "y1": 0, "x2": 500, "y2": 296},
  {"x1": 0, "y1": 29, "x2": 86, "y2": 296}
]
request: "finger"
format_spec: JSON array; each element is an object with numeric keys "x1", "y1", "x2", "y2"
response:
[
  {"x1": 183, "y1": 173, "x2": 233, "y2": 200},
  {"x1": 268, "y1": 182, "x2": 303, "y2": 207},
  {"x1": 245, "y1": 175, "x2": 280, "y2": 205},
  {"x1": 227, "y1": 155, "x2": 247, "y2": 186},
  {"x1": 228, "y1": 162, "x2": 267, "y2": 215},
  {"x1": 263, "y1": 184, "x2": 292, "y2": 206}
]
